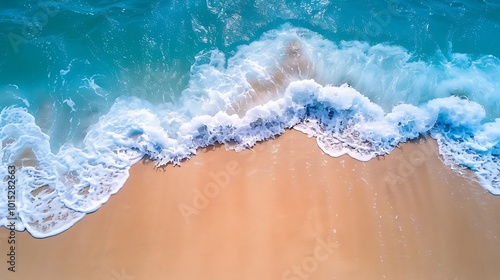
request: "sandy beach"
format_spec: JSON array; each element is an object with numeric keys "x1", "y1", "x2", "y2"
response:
[{"x1": 2, "y1": 130, "x2": 500, "y2": 280}]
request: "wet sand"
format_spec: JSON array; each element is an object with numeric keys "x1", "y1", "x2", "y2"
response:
[
  {"x1": 2, "y1": 130, "x2": 500, "y2": 280},
  {"x1": 228, "y1": 40, "x2": 316, "y2": 115}
]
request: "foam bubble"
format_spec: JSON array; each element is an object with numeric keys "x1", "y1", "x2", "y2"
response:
[{"x1": 1, "y1": 24, "x2": 500, "y2": 237}]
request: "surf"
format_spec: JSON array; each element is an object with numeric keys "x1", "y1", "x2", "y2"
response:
[{"x1": 1, "y1": 24, "x2": 499, "y2": 238}]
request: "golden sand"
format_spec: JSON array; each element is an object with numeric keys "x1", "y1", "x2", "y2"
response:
[{"x1": 2, "y1": 130, "x2": 500, "y2": 280}]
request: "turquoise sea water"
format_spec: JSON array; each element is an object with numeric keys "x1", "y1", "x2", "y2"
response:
[{"x1": 1, "y1": 0, "x2": 499, "y2": 237}]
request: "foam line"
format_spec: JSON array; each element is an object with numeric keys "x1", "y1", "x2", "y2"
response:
[{"x1": 1, "y1": 25, "x2": 499, "y2": 237}]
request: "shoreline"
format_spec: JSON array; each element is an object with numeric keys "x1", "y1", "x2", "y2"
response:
[{"x1": 2, "y1": 130, "x2": 500, "y2": 280}]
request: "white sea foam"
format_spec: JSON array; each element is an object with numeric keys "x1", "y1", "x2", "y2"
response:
[
  {"x1": 1, "y1": 24, "x2": 499, "y2": 237},
  {"x1": 63, "y1": 98, "x2": 76, "y2": 112}
]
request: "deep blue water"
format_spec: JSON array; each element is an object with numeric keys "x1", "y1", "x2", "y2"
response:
[{"x1": 0, "y1": 0, "x2": 499, "y2": 237}]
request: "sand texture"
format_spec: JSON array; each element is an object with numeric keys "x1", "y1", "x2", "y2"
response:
[{"x1": 2, "y1": 130, "x2": 500, "y2": 280}]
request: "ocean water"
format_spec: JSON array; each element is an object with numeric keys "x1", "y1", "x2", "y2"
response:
[{"x1": 0, "y1": 0, "x2": 499, "y2": 237}]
